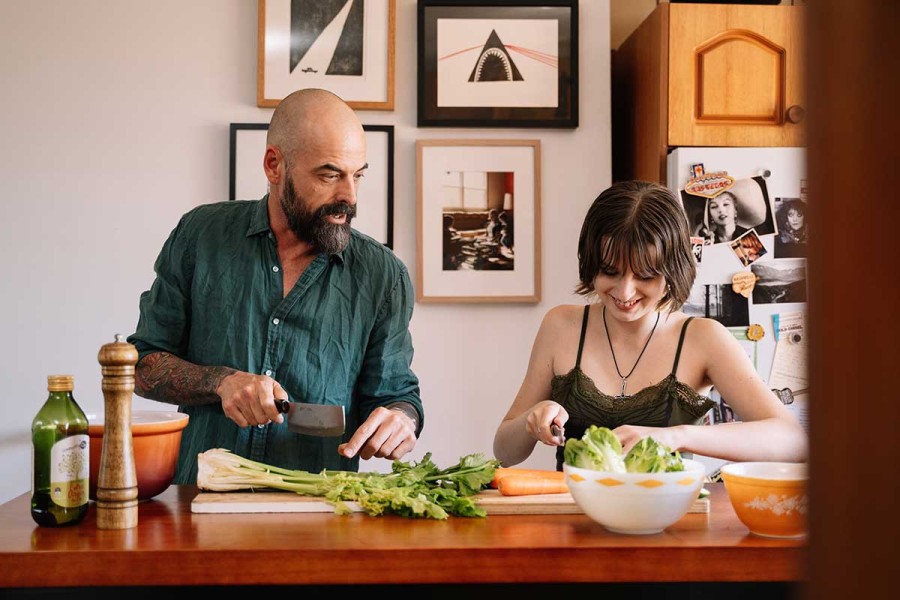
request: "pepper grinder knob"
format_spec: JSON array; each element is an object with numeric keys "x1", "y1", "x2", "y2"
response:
[{"x1": 95, "y1": 333, "x2": 139, "y2": 529}]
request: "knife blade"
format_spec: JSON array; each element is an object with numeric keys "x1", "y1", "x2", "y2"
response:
[{"x1": 274, "y1": 399, "x2": 345, "y2": 437}]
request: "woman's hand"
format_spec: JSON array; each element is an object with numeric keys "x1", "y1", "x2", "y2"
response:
[
  {"x1": 613, "y1": 424, "x2": 683, "y2": 454},
  {"x1": 525, "y1": 401, "x2": 569, "y2": 447}
]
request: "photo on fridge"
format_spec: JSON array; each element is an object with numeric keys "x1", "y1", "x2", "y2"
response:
[
  {"x1": 774, "y1": 196, "x2": 809, "y2": 258},
  {"x1": 681, "y1": 176, "x2": 776, "y2": 246},
  {"x1": 750, "y1": 258, "x2": 808, "y2": 304},
  {"x1": 682, "y1": 283, "x2": 750, "y2": 327}
]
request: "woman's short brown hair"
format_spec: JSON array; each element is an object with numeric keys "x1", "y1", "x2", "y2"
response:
[{"x1": 576, "y1": 180, "x2": 696, "y2": 311}]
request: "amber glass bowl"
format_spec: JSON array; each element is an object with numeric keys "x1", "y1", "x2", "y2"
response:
[
  {"x1": 720, "y1": 462, "x2": 808, "y2": 538},
  {"x1": 87, "y1": 410, "x2": 189, "y2": 501}
]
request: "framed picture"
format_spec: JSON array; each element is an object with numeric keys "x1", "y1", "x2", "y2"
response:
[
  {"x1": 417, "y1": 0, "x2": 578, "y2": 128},
  {"x1": 229, "y1": 122, "x2": 395, "y2": 248},
  {"x1": 416, "y1": 139, "x2": 541, "y2": 303},
  {"x1": 257, "y1": 0, "x2": 395, "y2": 110}
]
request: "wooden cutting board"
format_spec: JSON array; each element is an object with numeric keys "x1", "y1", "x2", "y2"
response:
[{"x1": 191, "y1": 489, "x2": 710, "y2": 515}]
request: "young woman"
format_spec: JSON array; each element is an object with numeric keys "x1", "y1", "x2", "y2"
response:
[{"x1": 493, "y1": 181, "x2": 807, "y2": 469}]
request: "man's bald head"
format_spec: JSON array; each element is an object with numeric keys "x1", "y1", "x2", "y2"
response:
[{"x1": 266, "y1": 88, "x2": 362, "y2": 160}]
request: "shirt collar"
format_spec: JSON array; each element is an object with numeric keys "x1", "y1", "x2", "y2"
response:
[
  {"x1": 246, "y1": 194, "x2": 347, "y2": 265},
  {"x1": 246, "y1": 195, "x2": 272, "y2": 237}
]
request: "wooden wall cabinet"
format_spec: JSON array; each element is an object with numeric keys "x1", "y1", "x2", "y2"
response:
[{"x1": 612, "y1": 2, "x2": 806, "y2": 183}]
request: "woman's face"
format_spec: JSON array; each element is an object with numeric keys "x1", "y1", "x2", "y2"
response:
[
  {"x1": 787, "y1": 207, "x2": 804, "y2": 230},
  {"x1": 593, "y1": 259, "x2": 667, "y2": 322},
  {"x1": 708, "y1": 195, "x2": 736, "y2": 226}
]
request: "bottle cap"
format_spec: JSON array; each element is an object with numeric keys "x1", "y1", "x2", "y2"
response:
[{"x1": 47, "y1": 374, "x2": 74, "y2": 392}]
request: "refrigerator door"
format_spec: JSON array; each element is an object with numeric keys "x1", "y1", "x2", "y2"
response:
[{"x1": 666, "y1": 147, "x2": 808, "y2": 475}]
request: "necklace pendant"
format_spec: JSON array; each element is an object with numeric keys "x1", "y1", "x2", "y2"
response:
[{"x1": 619, "y1": 377, "x2": 628, "y2": 397}]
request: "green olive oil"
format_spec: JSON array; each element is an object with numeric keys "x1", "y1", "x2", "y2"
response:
[{"x1": 31, "y1": 375, "x2": 89, "y2": 527}]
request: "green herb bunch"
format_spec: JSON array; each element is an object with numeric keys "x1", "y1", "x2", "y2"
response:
[{"x1": 197, "y1": 448, "x2": 500, "y2": 520}]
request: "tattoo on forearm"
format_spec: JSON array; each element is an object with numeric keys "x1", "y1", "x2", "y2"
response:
[{"x1": 134, "y1": 352, "x2": 236, "y2": 407}]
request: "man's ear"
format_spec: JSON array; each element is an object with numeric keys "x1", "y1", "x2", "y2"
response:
[{"x1": 263, "y1": 146, "x2": 282, "y2": 185}]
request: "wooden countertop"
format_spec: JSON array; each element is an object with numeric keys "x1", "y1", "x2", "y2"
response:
[{"x1": 0, "y1": 484, "x2": 805, "y2": 588}]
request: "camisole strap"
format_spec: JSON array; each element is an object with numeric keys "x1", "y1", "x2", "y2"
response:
[
  {"x1": 671, "y1": 317, "x2": 695, "y2": 376},
  {"x1": 575, "y1": 304, "x2": 590, "y2": 369}
]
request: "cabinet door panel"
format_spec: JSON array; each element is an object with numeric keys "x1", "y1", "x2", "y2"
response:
[{"x1": 668, "y1": 4, "x2": 805, "y2": 147}]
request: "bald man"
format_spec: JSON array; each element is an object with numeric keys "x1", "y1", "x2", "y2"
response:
[{"x1": 128, "y1": 89, "x2": 422, "y2": 484}]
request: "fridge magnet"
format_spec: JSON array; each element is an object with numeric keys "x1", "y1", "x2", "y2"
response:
[
  {"x1": 682, "y1": 176, "x2": 776, "y2": 246},
  {"x1": 416, "y1": 139, "x2": 541, "y2": 303},
  {"x1": 729, "y1": 229, "x2": 767, "y2": 268},
  {"x1": 257, "y1": 0, "x2": 395, "y2": 110},
  {"x1": 731, "y1": 272, "x2": 758, "y2": 298},
  {"x1": 746, "y1": 324, "x2": 765, "y2": 341},
  {"x1": 750, "y1": 258, "x2": 807, "y2": 305},
  {"x1": 229, "y1": 122, "x2": 395, "y2": 248},
  {"x1": 774, "y1": 197, "x2": 808, "y2": 258},
  {"x1": 417, "y1": 0, "x2": 578, "y2": 128},
  {"x1": 683, "y1": 170, "x2": 734, "y2": 198},
  {"x1": 682, "y1": 283, "x2": 750, "y2": 327}
]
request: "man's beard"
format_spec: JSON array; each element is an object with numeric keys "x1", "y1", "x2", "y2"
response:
[{"x1": 280, "y1": 176, "x2": 356, "y2": 254}]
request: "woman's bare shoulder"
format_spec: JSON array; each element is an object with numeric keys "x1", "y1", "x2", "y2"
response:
[
  {"x1": 679, "y1": 315, "x2": 743, "y2": 354},
  {"x1": 542, "y1": 304, "x2": 589, "y2": 327}
]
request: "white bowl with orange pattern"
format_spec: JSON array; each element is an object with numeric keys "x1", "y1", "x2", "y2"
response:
[{"x1": 564, "y1": 459, "x2": 706, "y2": 535}]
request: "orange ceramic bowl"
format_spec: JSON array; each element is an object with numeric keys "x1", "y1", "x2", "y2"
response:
[
  {"x1": 87, "y1": 410, "x2": 189, "y2": 501},
  {"x1": 720, "y1": 462, "x2": 808, "y2": 539}
]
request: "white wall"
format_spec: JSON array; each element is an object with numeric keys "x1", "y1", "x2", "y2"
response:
[{"x1": 0, "y1": 0, "x2": 610, "y2": 504}]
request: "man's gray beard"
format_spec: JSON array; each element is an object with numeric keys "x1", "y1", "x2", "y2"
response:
[{"x1": 280, "y1": 176, "x2": 355, "y2": 254}]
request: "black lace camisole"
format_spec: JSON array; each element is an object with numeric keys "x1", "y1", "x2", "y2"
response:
[{"x1": 551, "y1": 305, "x2": 717, "y2": 470}]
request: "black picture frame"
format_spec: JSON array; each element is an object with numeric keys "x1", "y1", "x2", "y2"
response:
[
  {"x1": 228, "y1": 123, "x2": 395, "y2": 249},
  {"x1": 417, "y1": 0, "x2": 578, "y2": 128}
]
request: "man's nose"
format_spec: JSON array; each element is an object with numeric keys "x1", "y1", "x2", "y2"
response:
[{"x1": 337, "y1": 176, "x2": 358, "y2": 204}]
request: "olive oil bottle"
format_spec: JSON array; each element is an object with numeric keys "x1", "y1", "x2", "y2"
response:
[{"x1": 31, "y1": 375, "x2": 89, "y2": 527}]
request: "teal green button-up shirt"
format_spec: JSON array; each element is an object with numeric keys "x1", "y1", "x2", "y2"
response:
[{"x1": 128, "y1": 197, "x2": 422, "y2": 483}]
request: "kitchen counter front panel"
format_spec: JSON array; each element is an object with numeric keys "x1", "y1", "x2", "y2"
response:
[{"x1": 0, "y1": 484, "x2": 804, "y2": 588}]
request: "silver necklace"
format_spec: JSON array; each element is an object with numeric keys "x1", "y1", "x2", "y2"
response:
[{"x1": 603, "y1": 306, "x2": 661, "y2": 397}]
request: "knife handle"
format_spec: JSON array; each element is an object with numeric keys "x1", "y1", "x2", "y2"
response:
[{"x1": 274, "y1": 399, "x2": 289, "y2": 413}]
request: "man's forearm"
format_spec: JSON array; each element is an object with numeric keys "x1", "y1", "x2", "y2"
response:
[{"x1": 134, "y1": 351, "x2": 236, "y2": 407}]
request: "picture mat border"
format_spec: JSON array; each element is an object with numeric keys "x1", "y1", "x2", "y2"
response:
[
  {"x1": 257, "y1": 0, "x2": 396, "y2": 110},
  {"x1": 416, "y1": 138, "x2": 541, "y2": 303}
]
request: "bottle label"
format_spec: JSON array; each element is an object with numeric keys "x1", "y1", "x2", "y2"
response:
[{"x1": 49, "y1": 434, "x2": 89, "y2": 507}]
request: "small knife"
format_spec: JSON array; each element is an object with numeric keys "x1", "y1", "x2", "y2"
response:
[{"x1": 274, "y1": 399, "x2": 345, "y2": 437}]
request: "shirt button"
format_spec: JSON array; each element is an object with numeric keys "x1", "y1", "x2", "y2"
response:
[
  {"x1": 273, "y1": 318, "x2": 280, "y2": 325},
  {"x1": 272, "y1": 266, "x2": 279, "y2": 272},
  {"x1": 257, "y1": 423, "x2": 265, "y2": 429},
  {"x1": 265, "y1": 369, "x2": 272, "y2": 376}
]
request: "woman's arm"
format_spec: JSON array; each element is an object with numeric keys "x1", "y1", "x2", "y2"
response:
[
  {"x1": 618, "y1": 318, "x2": 807, "y2": 462},
  {"x1": 492, "y1": 307, "x2": 570, "y2": 466}
]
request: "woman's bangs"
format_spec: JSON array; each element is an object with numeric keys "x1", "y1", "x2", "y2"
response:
[{"x1": 598, "y1": 233, "x2": 664, "y2": 278}]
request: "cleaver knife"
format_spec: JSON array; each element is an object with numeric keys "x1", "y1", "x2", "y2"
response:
[{"x1": 274, "y1": 399, "x2": 345, "y2": 437}]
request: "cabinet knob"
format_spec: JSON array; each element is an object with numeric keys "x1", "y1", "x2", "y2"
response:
[{"x1": 786, "y1": 105, "x2": 806, "y2": 124}]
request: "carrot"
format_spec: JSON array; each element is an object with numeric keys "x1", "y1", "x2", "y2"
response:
[
  {"x1": 490, "y1": 468, "x2": 565, "y2": 489},
  {"x1": 497, "y1": 474, "x2": 569, "y2": 496}
]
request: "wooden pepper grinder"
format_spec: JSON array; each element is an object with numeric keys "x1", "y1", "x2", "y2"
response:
[{"x1": 95, "y1": 334, "x2": 139, "y2": 529}]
